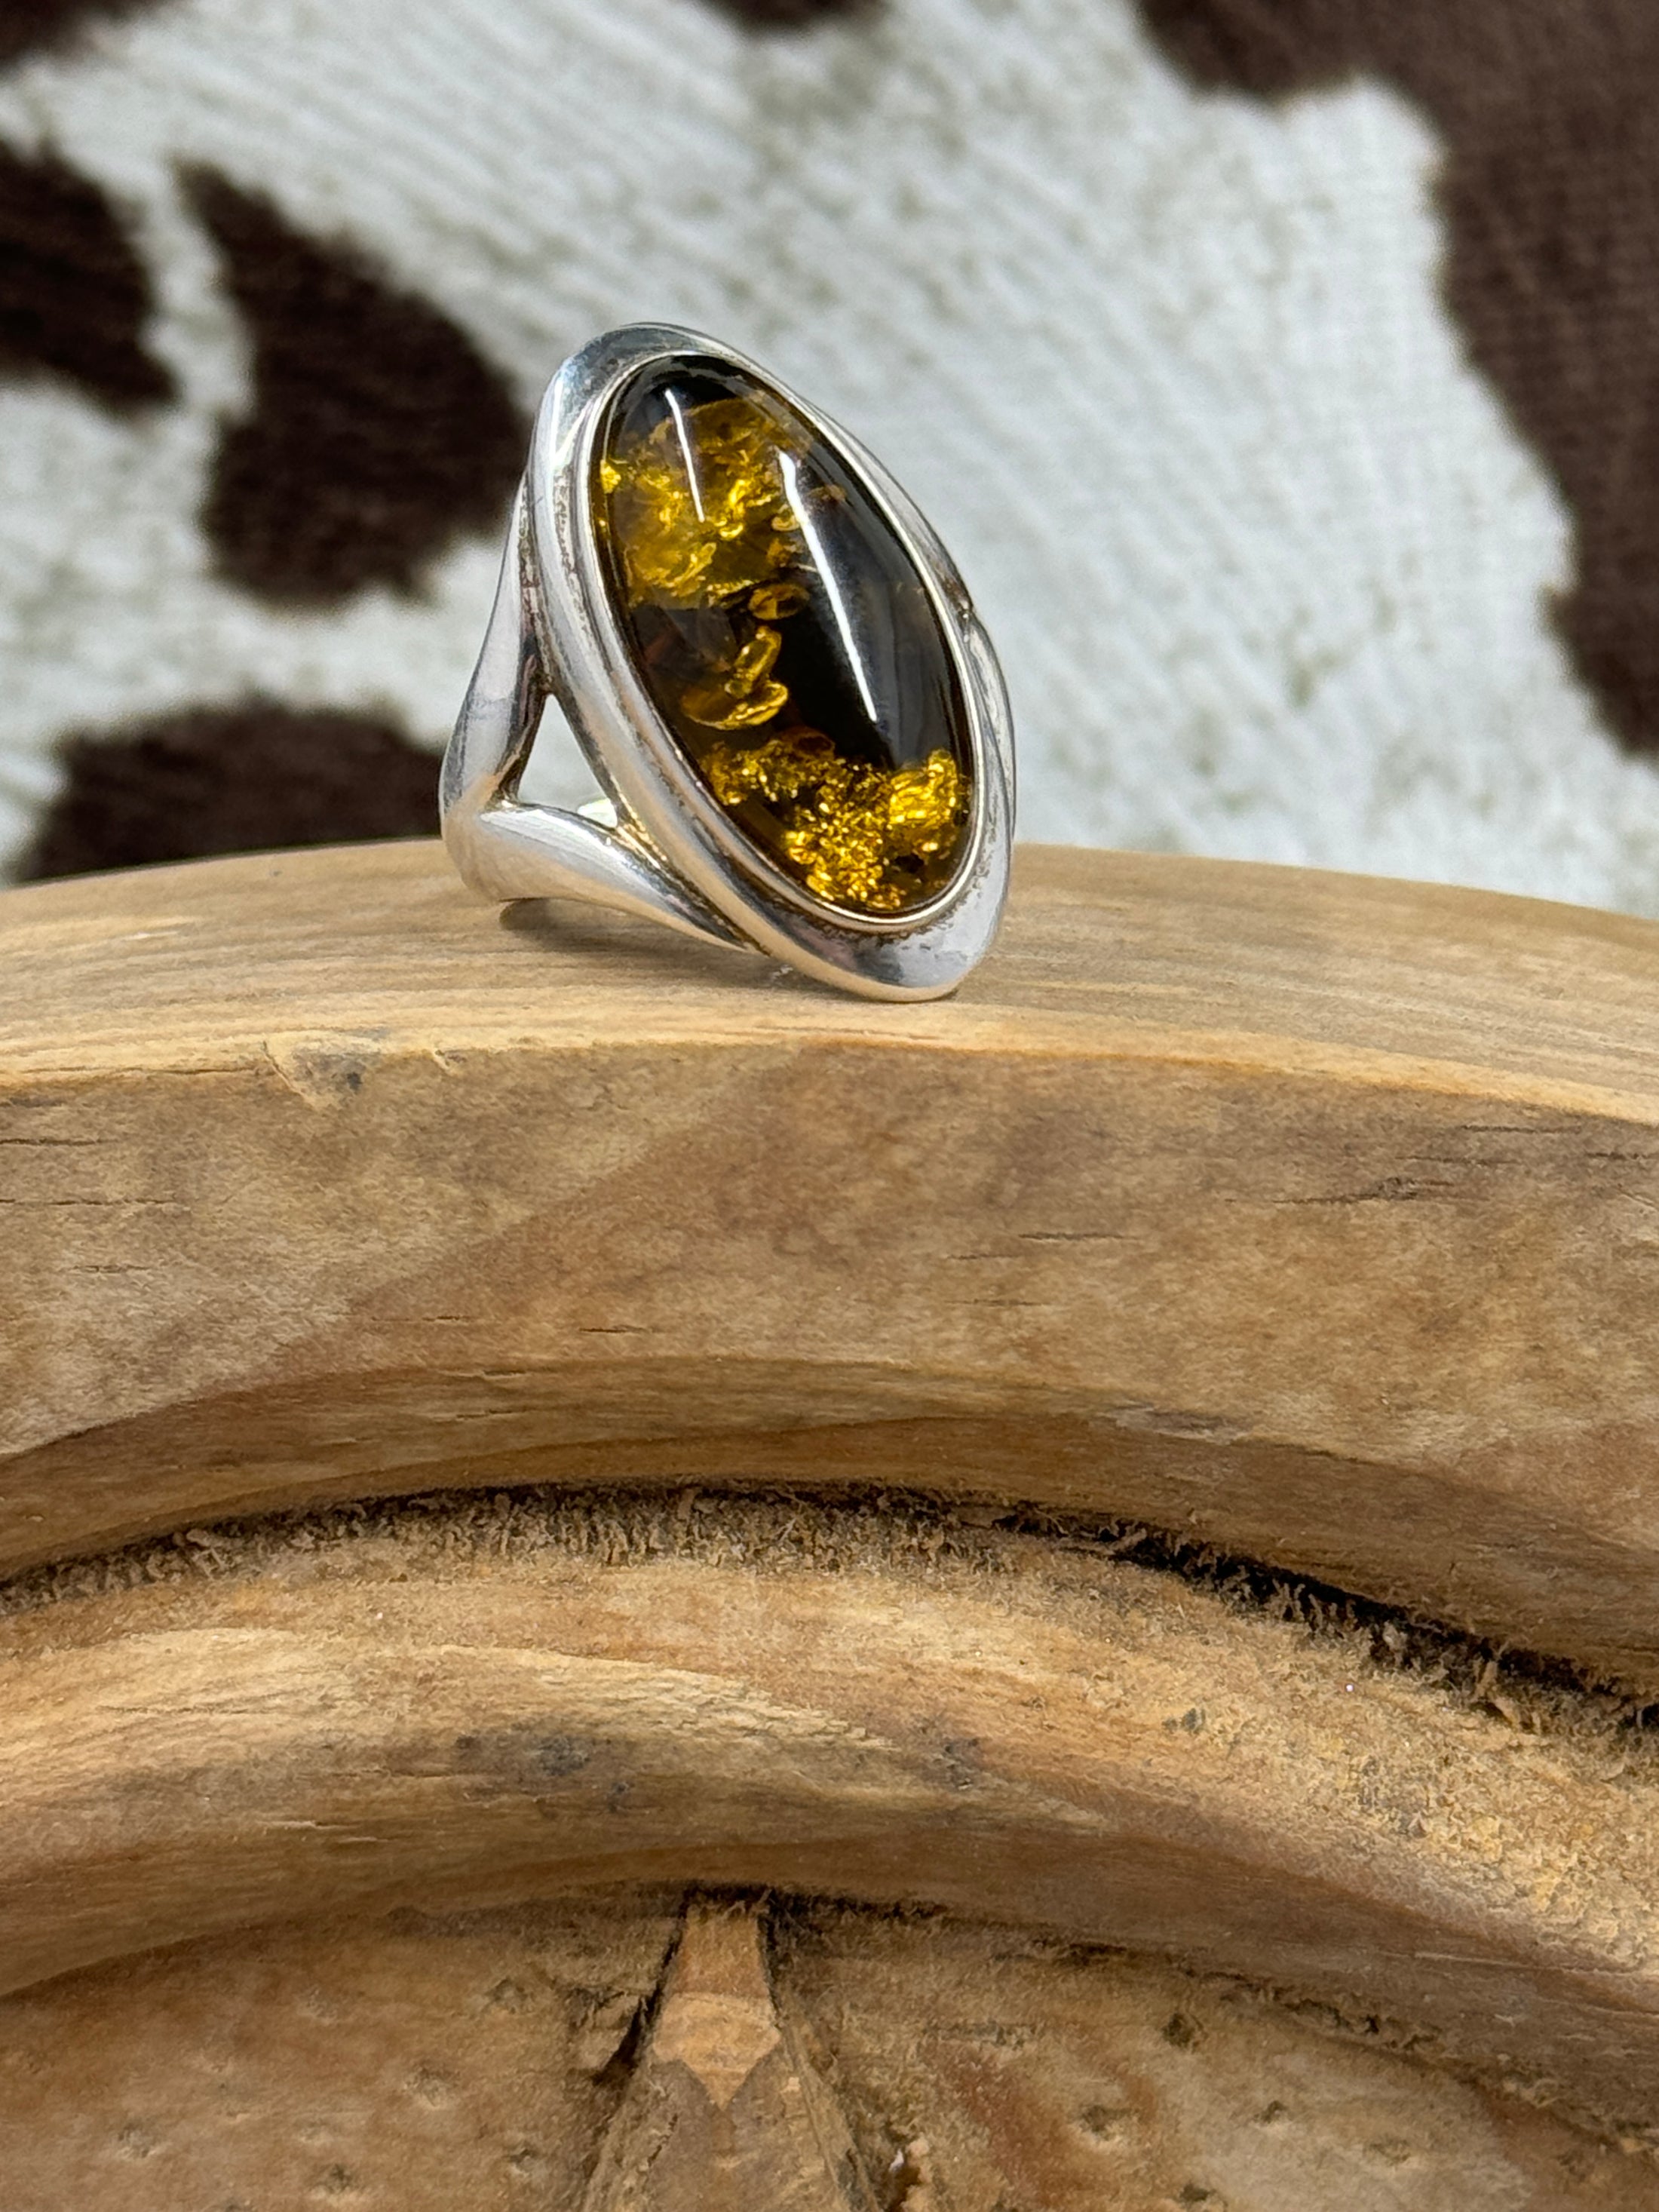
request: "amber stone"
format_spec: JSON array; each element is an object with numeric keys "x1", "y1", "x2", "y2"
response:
[{"x1": 594, "y1": 360, "x2": 973, "y2": 916}]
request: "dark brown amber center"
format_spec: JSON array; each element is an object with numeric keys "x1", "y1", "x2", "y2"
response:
[{"x1": 594, "y1": 361, "x2": 973, "y2": 916}]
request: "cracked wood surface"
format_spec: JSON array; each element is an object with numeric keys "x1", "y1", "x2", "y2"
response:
[
  {"x1": 3, "y1": 839, "x2": 1659, "y2": 1685},
  {"x1": 578, "y1": 1897, "x2": 877, "y2": 2211}
]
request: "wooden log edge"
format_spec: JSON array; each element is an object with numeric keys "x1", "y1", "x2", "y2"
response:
[
  {"x1": 2, "y1": 1494, "x2": 1656, "y2": 2146},
  {"x1": 5, "y1": 841, "x2": 1659, "y2": 1688}
]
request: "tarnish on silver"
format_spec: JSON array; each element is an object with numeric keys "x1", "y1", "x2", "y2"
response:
[{"x1": 441, "y1": 323, "x2": 1015, "y2": 1001}]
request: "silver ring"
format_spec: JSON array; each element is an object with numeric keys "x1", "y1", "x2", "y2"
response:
[{"x1": 440, "y1": 324, "x2": 1014, "y2": 1002}]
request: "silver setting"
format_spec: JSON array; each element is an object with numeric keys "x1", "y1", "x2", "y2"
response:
[{"x1": 441, "y1": 324, "x2": 1015, "y2": 1001}]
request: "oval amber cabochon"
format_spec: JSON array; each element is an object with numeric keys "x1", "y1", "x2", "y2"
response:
[{"x1": 593, "y1": 360, "x2": 974, "y2": 918}]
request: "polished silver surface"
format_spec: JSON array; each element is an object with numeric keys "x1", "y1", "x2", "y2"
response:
[{"x1": 441, "y1": 324, "x2": 1015, "y2": 1000}]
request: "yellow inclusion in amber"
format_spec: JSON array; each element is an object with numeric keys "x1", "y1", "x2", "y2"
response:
[
  {"x1": 599, "y1": 373, "x2": 972, "y2": 916},
  {"x1": 681, "y1": 623, "x2": 787, "y2": 729},
  {"x1": 705, "y1": 734, "x2": 965, "y2": 913},
  {"x1": 606, "y1": 397, "x2": 798, "y2": 612}
]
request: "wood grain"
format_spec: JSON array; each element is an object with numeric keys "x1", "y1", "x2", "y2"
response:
[
  {"x1": 5, "y1": 840, "x2": 1659, "y2": 1686},
  {"x1": 0, "y1": 1496, "x2": 1656, "y2": 2144},
  {"x1": 0, "y1": 1896, "x2": 682, "y2": 2212},
  {"x1": 2, "y1": 1897, "x2": 1645, "y2": 2211},
  {"x1": 789, "y1": 1909, "x2": 1659, "y2": 2210}
]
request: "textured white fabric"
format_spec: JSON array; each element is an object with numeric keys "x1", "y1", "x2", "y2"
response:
[{"x1": 2, "y1": 0, "x2": 1655, "y2": 908}]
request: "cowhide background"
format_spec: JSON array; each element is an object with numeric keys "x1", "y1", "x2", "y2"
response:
[{"x1": 1, "y1": 0, "x2": 1657, "y2": 913}]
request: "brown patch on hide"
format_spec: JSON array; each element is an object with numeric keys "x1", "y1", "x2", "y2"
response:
[
  {"x1": 17, "y1": 704, "x2": 437, "y2": 881},
  {"x1": 710, "y1": 0, "x2": 877, "y2": 24},
  {"x1": 187, "y1": 170, "x2": 525, "y2": 606},
  {"x1": 0, "y1": 0, "x2": 164, "y2": 67},
  {"x1": 1136, "y1": 0, "x2": 1659, "y2": 756},
  {"x1": 0, "y1": 144, "x2": 170, "y2": 409}
]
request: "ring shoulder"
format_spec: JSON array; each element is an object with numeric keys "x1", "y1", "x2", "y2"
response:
[{"x1": 440, "y1": 488, "x2": 744, "y2": 950}]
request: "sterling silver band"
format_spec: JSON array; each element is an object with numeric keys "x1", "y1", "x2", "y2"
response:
[{"x1": 440, "y1": 323, "x2": 1015, "y2": 1002}]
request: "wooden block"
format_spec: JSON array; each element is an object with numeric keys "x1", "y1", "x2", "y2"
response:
[
  {"x1": 4, "y1": 826, "x2": 1657, "y2": 2198},
  {"x1": 4, "y1": 840, "x2": 1659, "y2": 1689}
]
